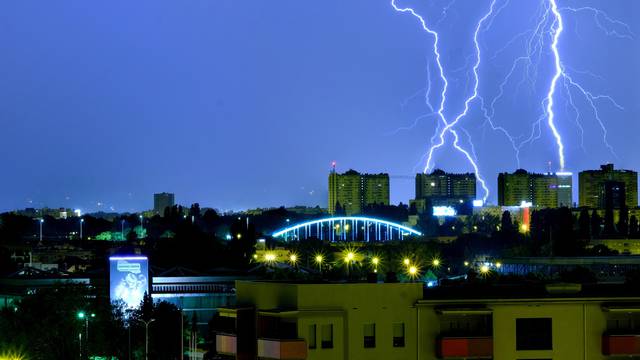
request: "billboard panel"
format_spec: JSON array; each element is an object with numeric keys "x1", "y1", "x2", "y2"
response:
[{"x1": 109, "y1": 256, "x2": 149, "y2": 309}]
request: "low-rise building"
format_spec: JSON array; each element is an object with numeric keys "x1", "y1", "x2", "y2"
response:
[{"x1": 214, "y1": 281, "x2": 640, "y2": 360}]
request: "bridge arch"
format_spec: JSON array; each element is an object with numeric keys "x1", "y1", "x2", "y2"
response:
[{"x1": 271, "y1": 216, "x2": 422, "y2": 242}]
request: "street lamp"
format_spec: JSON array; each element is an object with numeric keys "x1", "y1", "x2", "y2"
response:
[
  {"x1": 138, "y1": 318, "x2": 156, "y2": 360},
  {"x1": 314, "y1": 254, "x2": 324, "y2": 272},
  {"x1": 77, "y1": 311, "x2": 96, "y2": 359},
  {"x1": 371, "y1": 257, "x2": 380, "y2": 273},
  {"x1": 79, "y1": 218, "x2": 84, "y2": 240},
  {"x1": 38, "y1": 218, "x2": 44, "y2": 242}
]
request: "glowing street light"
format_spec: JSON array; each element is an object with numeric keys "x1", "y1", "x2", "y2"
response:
[
  {"x1": 496, "y1": 262, "x2": 502, "y2": 269},
  {"x1": 403, "y1": 258, "x2": 410, "y2": 266},
  {"x1": 264, "y1": 253, "x2": 276, "y2": 263},
  {"x1": 289, "y1": 253, "x2": 298, "y2": 265},
  {"x1": 464, "y1": 261, "x2": 470, "y2": 267},
  {"x1": 432, "y1": 258, "x2": 441, "y2": 267},
  {"x1": 314, "y1": 254, "x2": 324, "y2": 272},
  {"x1": 407, "y1": 265, "x2": 420, "y2": 280},
  {"x1": 344, "y1": 252, "x2": 355, "y2": 263},
  {"x1": 480, "y1": 264, "x2": 490, "y2": 274},
  {"x1": 371, "y1": 256, "x2": 380, "y2": 273},
  {"x1": 79, "y1": 218, "x2": 84, "y2": 240}
]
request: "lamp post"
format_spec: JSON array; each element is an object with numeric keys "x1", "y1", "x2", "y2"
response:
[
  {"x1": 77, "y1": 311, "x2": 95, "y2": 359},
  {"x1": 139, "y1": 215, "x2": 144, "y2": 238},
  {"x1": 121, "y1": 219, "x2": 125, "y2": 240},
  {"x1": 138, "y1": 318, "x2": 156, "y2": 360},
  {"x1": 39, "y1": 218, "x2": 44, "y2": 242},
  {"x1": 79, "y1": 218, "x2": 84, "y2": 240}
]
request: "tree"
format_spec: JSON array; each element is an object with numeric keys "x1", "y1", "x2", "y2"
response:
[
  {"x1": 603, "y1": 207, "x2": 616, "y2": 235},
  {"x1": 590, "y1": 210, "x2": 601, "y2": 238},
  {"x1": 618, "y1": 206, "x2": 629, "y2": 237},
  {"x1": 577, "y1": 208, "x2": 591, "y2": 240},
  {"x1": 131, "y1": 293, "x2": 184, "y2": 360},
  {"x1": 0, "y1": 284, "x2": 128, "y2": 360},
  {"x1": 630, "y1": 215, "x2": 639, "y2": 238},
  {"x1": 500, "y1": 211, "x2": 514, "y2": 233},
  {"x1": 551, "y1": 207, "x2": 580, "y2": 256},
  {"x1": 189, "y1": 203, "x2": 201, "y2": 219}
]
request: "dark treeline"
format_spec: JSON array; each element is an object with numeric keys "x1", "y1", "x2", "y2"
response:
[{"x1": 0, "y1": 284, "x2": 184, "y2": 360}]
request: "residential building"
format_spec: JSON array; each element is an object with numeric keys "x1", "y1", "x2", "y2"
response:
[
  {"x1": 413, "y1": 170, "x2": 476, "y2": 215},
  {"x1": 328, "y1": 170, "x2": 389, "y2": 215},
  {"x1": 154, "y1": 192, "x2": 175, "y2": 216},
  {"x1": 498, "y1": 170, "x2": 573, "y2": 208},
  {"x1": 579, "y1": 164, "x2": 638, "y2": 209},
  {"x1": 214, "y1": 281, "x2": 640, "y2": 360}
]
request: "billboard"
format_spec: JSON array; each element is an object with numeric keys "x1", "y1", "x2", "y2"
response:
[
  {"x1": 433, "y1": 206, "x2": 457, "y2": 217},
  {"x1": 109, "y1": 256, "x2": 149, "y2": 309}
]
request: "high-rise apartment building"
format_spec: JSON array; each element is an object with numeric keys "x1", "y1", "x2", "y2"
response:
[
  {"x1": 412, "y1": 170, "x2": 476, "y2": 215},
  {"x1": 328, "y1": 169, "x2": 389, "y2": 215},
  {"x1": 415, "y1": 170, "x2": 476, "y2": 203},
  {"x1": 154, "y1": 192, "x2": 175, "y2": 216},
  {"x1": 579, "y1": 164, "x2": 638, "y2": 209},
  {"x1": 498, "y1": 170, "x2": 573, "y2": 208}
]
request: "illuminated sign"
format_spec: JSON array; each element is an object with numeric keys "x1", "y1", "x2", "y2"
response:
[
  {"x1": 433, "y1": 206, "x2": 457, "y2": 217},
  {"x1": 519, "y1": 201, "x2": 533, "y2": 208},
  {"x1": 109, "y1": 256, "x2": 149, "y2": 309},
  {"x1": 472, "y1": 199, "x2": 484, "y2": 207}
]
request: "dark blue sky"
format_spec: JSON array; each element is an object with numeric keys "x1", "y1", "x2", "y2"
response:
[{"x1": 1, "y1": 0, "x2": 638, "y2": 212}]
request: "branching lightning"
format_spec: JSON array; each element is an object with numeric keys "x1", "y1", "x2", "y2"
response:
[
  {"x1": 391, "y1": 0, "x2": 497, "y2": 201},
  {"x1": 391, "y1": 0, "x2": 632, "y2": 202}
]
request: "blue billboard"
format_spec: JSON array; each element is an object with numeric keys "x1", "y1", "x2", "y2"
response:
[{"x1": 109, "y1": 256, "x2": 149, "y2": 309}]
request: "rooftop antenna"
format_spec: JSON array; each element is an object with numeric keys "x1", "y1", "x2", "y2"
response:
[
  {"x1": 331, "y1": 161, "x2": 336, "y2": 173},
  {"x1": 547, "y1": 161, "x2": 552, "y2": 174}
]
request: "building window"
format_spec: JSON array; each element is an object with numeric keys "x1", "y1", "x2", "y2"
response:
[
  {"x1": 393, "y1": 323, "x2": 405, "y2": 347},
  {"x1": 363, "y1": 323, "x2": 376, "y2": 348},
  {"x1": 516, "y1": 318, "x2": 552, "y2": 350},
  {"x1": 308, "y1": 324, "x2": 316, "y2": 349},
  {"x1": 321, "y1": 324, "x2": 333, "y2": 349}
]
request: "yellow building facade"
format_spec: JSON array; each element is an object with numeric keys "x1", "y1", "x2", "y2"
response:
[{"x1": 216, "y1": 281, "x2": 640, "y2": 360}]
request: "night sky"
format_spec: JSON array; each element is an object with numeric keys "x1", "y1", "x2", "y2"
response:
[{"x1": 1, "y1": 0, "x2": 639, "y2": 213}]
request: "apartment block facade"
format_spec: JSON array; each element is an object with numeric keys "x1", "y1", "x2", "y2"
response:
[{"x1": 215, "y1": 281, "x2": 640, "y2": 360}]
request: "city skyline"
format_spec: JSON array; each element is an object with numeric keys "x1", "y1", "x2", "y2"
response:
[{"x1": 1, "y1": 0, "x2": 638, "y2": 213}]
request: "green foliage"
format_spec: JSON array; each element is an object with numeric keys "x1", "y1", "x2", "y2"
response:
[{"x1": 0, "y1": 284, "x2": 128, "y2": 360}]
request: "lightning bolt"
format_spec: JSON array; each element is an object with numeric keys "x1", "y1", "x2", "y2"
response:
[
  {"x1": 481, "y1": 0, "x2": 629, "y2": 170},
  {"x1": 545, "y1": 0, "x2": 566, "y2": 170},
  {"x1": 391, "y1": 0, "x2": 496, "y2": 202},
  {"x1": 391, "y1": 0, "x2": 630, "y2": 203}
]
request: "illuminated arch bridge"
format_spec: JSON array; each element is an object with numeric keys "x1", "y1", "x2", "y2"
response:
[{"x1": 272, "y1": 216, "x2": 422, "y2": 242}]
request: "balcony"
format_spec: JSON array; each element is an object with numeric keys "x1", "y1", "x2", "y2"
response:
[
  {"x1": 216, "y1": 334, "x2": 237, "y2": 355},
  {"x1": 602, "y1": 334, "x2": 640, "y2": 355},
  {"x1": 437, "y1": 336, "x2": 493, "y2": 359},
  {"x1": 257, "y1": 338, "x2": 307, "y2": 360}
]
